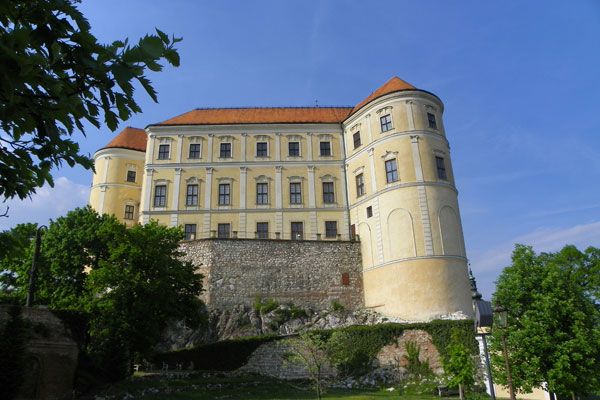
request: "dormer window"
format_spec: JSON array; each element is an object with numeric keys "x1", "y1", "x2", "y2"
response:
[{"x1": 380, "y1": 114, "x2": 393, "y2": 132}]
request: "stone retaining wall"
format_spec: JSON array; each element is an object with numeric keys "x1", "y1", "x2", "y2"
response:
[{"x1": 180, "y1": 239, "x2": 364, "y2": 311}]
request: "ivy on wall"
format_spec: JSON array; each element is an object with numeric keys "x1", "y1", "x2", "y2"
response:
[{"x1": 153, "y1": 319, "x2": 477, "y2": 375}]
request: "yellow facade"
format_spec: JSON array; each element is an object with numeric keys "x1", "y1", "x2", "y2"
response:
[
  {"x1": 343, "y1": 89, "x2": 472, "y2": 320},
  {"x1": 89, "y1": 78, "x2": 474, "y2": 321}
]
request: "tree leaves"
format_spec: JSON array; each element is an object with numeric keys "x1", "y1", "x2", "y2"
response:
[
  {"x1": 490, "y1": 245, "x2": 600, "y2": 397},
  {"x1": 0, "y1": 0, "x2": 182, "y2": 201}
]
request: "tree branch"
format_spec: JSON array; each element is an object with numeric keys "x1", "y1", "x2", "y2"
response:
[{"x1": 0, "y1": 206, "x2": 9, "y2": 218}]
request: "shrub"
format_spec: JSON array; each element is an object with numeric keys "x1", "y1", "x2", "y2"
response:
[
  {"x1": 253, "y1": 297, "x2": 279, "y2": 314},
  {"x1": 153, "y1": 335, "x2": 279, "y2": 371},
  {"x1": 330, "y1": 300, "x2": 345, "y2": 312}
]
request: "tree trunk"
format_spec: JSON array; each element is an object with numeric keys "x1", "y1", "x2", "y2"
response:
[
  {"x1": 459, "y1": 383, "x2": 464, "y2": 400},
  {"x1": 571, "y1": 392, "x2": 576, "y2": 400}
]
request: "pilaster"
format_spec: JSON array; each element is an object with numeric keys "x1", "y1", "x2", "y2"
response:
[
  {"x1": 203, "y1": 167, "x2": 213, "y2": 234},
  {"x1": 306, "y1": 132, "x2": 313, "y2": 161},
  {"x1": 367, "y1": 148, "x2": 377, "y2": 193},
  {"x1": 176, "y1": 134, "x2": 184, "y2": 163}
]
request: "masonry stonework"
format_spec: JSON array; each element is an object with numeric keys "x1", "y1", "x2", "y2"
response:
[{"x1": 180, "y1": 238, "x2": 364, "y2": 311}]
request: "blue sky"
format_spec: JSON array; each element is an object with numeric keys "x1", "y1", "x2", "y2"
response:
[{"x1": 3, "y1": 1, "x2": 600, "y2": 299}]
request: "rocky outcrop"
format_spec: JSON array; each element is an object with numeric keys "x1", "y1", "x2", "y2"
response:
[{"x1": 158, "y1": 305, "x2": 389, "y2": 352}]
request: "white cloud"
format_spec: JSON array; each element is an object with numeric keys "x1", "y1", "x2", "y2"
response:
[
  {"x1": 469, "y1": 220, "x2": 600, "y2": 298},
  {"x1": 0, "y1": 177, "x2": 90, "y2": 230}
]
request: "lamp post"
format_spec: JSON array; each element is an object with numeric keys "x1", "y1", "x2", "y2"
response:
[
  {"x1": 494, "y1": 305, "x2": 516, "y2": 400},
  {"x1": 26, "y1": 225, "x2": 47, "y2": 307}
]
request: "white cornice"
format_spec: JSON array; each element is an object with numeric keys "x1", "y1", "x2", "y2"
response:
[
  {"x1": 146, "y1": 123, "x2": 344, "y2": 135},
  {"x1": 93, "y1": 147, "x2": 146, "y2": 160}
]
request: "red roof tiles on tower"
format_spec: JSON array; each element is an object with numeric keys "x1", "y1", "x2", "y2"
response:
[
  {"x1": 350, "y1": 76, "x2": 417, "y2": 115},
  {"x1": 101, "y1": 127, "x2": 147, "y2": 152}
]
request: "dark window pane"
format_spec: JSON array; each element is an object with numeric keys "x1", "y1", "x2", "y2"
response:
[
  {"x1": 184, "y1": 224, "x2": 197, "y2": 240},
  {"x1": 436, "y1": 156, "x2": 447, "y2": 180},
  {"x1": 385, "y1": 159, "x2": 398, "y2": 183},
  {"x1": 288, "y1": 142, "x2": 300, "y2": 156},
  {"x1": 320, "y1": 141, "x2": 331, "y2": 156},
  {"x1": 220, "y1": 143, "x2": 232, "y2": 158},
  {"x1": 291, "y1": 222, "x2": 303, "y2": 240},
  {"x1": 158, "y1": 144, "x2": 170, "y2": 160},
  {"x1": 356, "y1": 174, "x2": 365, "y2": 197},
  {"x1": 427, "y1": 112, "x2": 438, "y2": 130},
  {"x1": 256, "y1": 142, "x2": 268, "y2": 157},
  {"x1": 256, "y1": 182, "x2": 268, "y2": 204},
  {"x1": 189, "y1": 143, "x2": 201, "y2": 158},
  {"x1": 124, "y1": 205, "x2": 134, "y2": 220},
  {"x1": 218, "y1": 183, "x2": 230, "y2": 205},
  {"x1": 322, "y1": 182, "x2": 335, "y2": 204},
  {"x1": 153, "y1": 185, "x2": 167, "y2": 207},
  {"x1": 256, "y1": 222, "x2": 269, "y2": 239},
  {"x1": 290, "y1": 182, "x2": 302, "y2": 204},
  {"x1": 353, "y1": 132, "x2": 361, "y2": 149},
  {"x1": 186, "y1": 184, "x2": 198, "y2": 206},
  {"x1": 380, "y1": 114, "x2": 392, "y2": 132},
  {"x1": 217, "y1": 223, "x2": 230, "y2": 238},
  {"x1": 325, "y1": 221, "x2": 337, "y2": 238},
  {"x1": 366, "y1": 206, "x2": 373, "y2": 218},
  {"x1": 126, "y1": 170, "x2": 136, "y2": 182}
]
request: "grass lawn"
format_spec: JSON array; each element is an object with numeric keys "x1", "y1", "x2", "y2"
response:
[{"x1": 87, "y1": 372, "x2": 447, "y2": 400}]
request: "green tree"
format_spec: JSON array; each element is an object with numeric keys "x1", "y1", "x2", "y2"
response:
[
  {"x1": 491, "y1": 245, "x2": 600, "y2": 399},
  {"x1": 0, "y1": 0, "x2": 181, "y2": 202},
  {"x1": 285, "y1": 331, "x2": 332, "y2": 400},
  {"x1": 86, "y1": 220, "x2": 203, "y2": 378},
  {"x1": 443, "y1": 328, "x2": 475, "y2": 400},
  {"x1": 0, "y1": 223, "x2": 38, "y2": 296}
]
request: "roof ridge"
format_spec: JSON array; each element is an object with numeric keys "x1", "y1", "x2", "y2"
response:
[{"x1": 191, "y1": 106, "x2": 353, "y2": 110}]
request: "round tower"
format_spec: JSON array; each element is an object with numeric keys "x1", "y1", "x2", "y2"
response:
[
  {"x1": 343, "y1": 77, "x2": 473, "y2": 320},
  {"x1": 89, "y1": 127, "x2": 147, "y2": 226}
]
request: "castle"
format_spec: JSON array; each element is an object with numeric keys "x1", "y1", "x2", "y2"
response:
[{"x1": 89, "y1": 76, "x2": 473, "y2": 321}]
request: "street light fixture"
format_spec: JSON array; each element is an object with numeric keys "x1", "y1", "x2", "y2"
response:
[{"x1": 494, "y1": 305, "x2": 516, "y2": 400}]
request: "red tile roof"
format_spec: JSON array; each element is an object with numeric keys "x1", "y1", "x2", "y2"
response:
[
  {"x1": 351, "y1": 76, "x2": 417, "y2": 114},
  {"x1": 153, "y1": 107, "x2": 353, "y2": 126},
  {"x1": 102, "y1": 127, "x2": 147, "y2": 152}
]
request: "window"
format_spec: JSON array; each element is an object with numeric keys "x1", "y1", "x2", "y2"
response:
[
  {"x1": 353, "y1": 132, "x2": 361, "y2": 149},
  {"x1": 385, "y1": 159, "x2": 399, "y2": 183},
  {"x1": 436, "y1": 156, "x2": 447, "y2": 180},
  {"x1": 126, "y1": 170, "x2": 136, "y2": 183},
  {"x1": 427, "y1": 112, "x2": 438, "y2": 130},
  {"x1": 217, "y1": 223, "x2": 230, "y2": 239},
  {"x1": 320, "y1": 141, "x2": 331, "y2": 156},
  {"x1": 124, "y1": 205, "x2": 134, "y2": 220},
  {"x1": 356, "y1": 173, "x2": 365, "y2": 197},
  {"x1": 288, "y1": 141, "x2": 300, "y2": 156},
  {"x1": 184, "y1": 224, "x2": 196, "y2": 240},
  {"x1": 325, "y1": 221, "x2": 337, "y2": 238},
  {"x1": 256, "y1": 222, "x2": 269, "y2": 239},
  {"x1": 158, "y1": 144, "x2": 170, "y2": 160},
  {"x1": 256, "y1": 142, "x2": 268, "y2": 157},
  {"x1": 291, "y1": 222, "x2": 303, "y2": 240},
  {"x1": 341, "y1": 272, "x2": 350, "y2": 286},
  {"x1": 153, "y1": 185, "x2": 167, "y2": 207},
  {"x1": 189, "y1": 143, "x2": 201, "y2": 159},
  {"x1": 218, "y1": 183, "x2": 230, "y2": 205},
  {"x1": 290, "y1": 182, "x2": 302, "y2": 204},
  {"x1": 256, "y1": 182, "x2": 268, "y2": 205},
  {"x1": 380, "y1": 114, "x2": 392, "y2": 132},
  {"x1": 220, "y1": 143, "x2": 232, "y2": 158},
  {"x1": 186, "y1": 184, "x2": 198, "y2": 206},
  {"x1": 322, "y1": 182, "x2": 335, "y2": 204},
  {"x1": 366, "y1": 206, "x2": 373, "y2": 218}
]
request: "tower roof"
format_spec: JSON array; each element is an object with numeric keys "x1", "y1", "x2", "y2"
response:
[
  {"x1": 101, "y1": 127, "x2": 147, "y2": 152},
  {"x1": 151, "y1": 107, "x2": 353, "y2": 127},
  {"x1": 350, "y1": 76, "x2": 417, "y2": 115}
]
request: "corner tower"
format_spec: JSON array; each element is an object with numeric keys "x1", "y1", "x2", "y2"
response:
[
  {"x1": 343, "y1": 77, "x2": 473, "y2": 320},
  {"x1": 89, "y1": 127, "x2": 147, "y2": 226}
]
